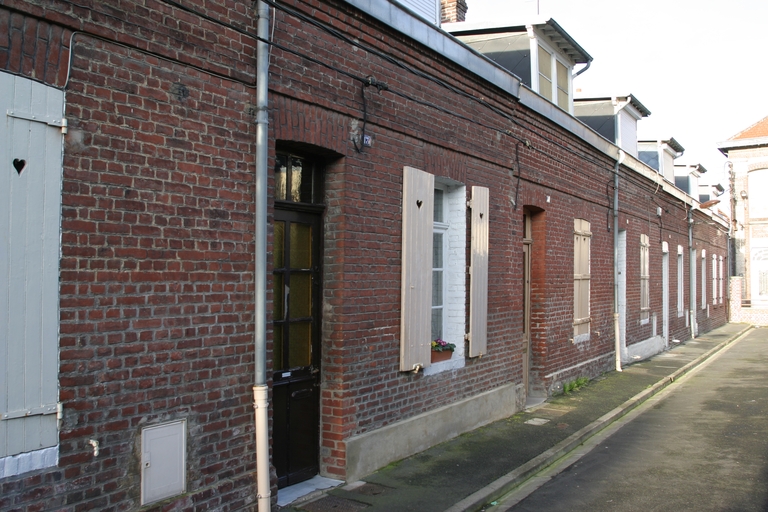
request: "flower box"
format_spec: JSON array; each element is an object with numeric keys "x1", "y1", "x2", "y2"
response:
[{"x1": 430, "y1": 350, "x2": 453, "y2": 363}]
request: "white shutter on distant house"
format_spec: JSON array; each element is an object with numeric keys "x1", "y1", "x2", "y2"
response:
[
  {"x1": 468, "y1": 186, "x2": 489, "y2": 358},
  {"x1": 0, "y1": 72, "x2": 63, "y2": 458},
  {"x1": 400, "y1": 167, "x2": 434, "y2": 371},
  {"x1": 396, "y1": 0, "x2": 440, "y2": 25},
  {"x1": 573, "y1": 219, "x2": 591, "y2": 337}
]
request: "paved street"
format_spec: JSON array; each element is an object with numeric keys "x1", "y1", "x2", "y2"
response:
[{"x1": 497, "y1": 328, "x2": 768, "y2": 512}]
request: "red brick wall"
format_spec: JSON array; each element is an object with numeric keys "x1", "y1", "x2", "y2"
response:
[
  {"x1": 2, "y1": 2, "x2": 262, "y2": 510},
  {"x1": 0, "y1": 0, "x2": 730, "y2": 507}
]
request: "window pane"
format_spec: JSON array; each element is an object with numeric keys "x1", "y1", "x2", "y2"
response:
[
  {"x1": 538, "y1": 46, "x2": 552, "y2": 79},
  {"x1": 275, "y1": 155, "x2": 287, "y2": 201},
  {"x1": 434, "y1": 189, "x2": 444, "y2": 223},
  {"x1": 289, "y1": 273, "x2": 312, "y2": 318},
  {"x1": 431, "y1": 307, "x2": 443, "y2": 341},
  {"x1": 432, "y1": 270, "x2": 443, "y2": 307},
  {"x1": 433, "y1": 232, "x2": 443, "y2": 268},
  {"x1": 274, "y1": 222, "x2": 285, "y2": 268},
  {"x1": 299, "y1": 160, "x2": 314, "y2": 203},
  {"x1": 274, "y1": 325, "x2": 284, "y2": 370},
  {"x1": 556, "y1": 60, "x2": 568, "y2": 90},
  {"x1": 290, "y1": 157, "x2": 303, "y2": 202},
  {"x1": 290, "y1": 223, "x2": 312, "y2": 268},
  {"x1": 288, "y1": 322, "x2": 312, "y2": 368},
  {"x1": 274, "y1": 273, "x2": 285, "y2": 321}
]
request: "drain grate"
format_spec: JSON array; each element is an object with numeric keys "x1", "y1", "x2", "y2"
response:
[
  {"x1": 351, "y1": 483, "x2": 390, "y2": 497},
  {"x1": 299, "y1": 495, "x2": 369, "y2": 512}
]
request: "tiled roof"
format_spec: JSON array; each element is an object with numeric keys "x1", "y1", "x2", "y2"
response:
[{"x1": 730, "y1": 115, "x2": 768, "y2": 140}]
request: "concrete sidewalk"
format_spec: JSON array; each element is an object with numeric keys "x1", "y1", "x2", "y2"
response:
[{"x1": 277, "y1": 323, "x2": 754, "y2": 512}]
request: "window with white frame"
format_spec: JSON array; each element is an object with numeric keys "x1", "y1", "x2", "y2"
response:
[
  {"x1": 400, "y1": 166, "x2": 484, "y2": 372},
  {"x1": 712, "y1": 254, "x2": 717, "y2": 306},
  {"x1": 640, "y1": 234, "x2": 650, "y2": 323},
  {"x1": 701, "y1": 250, "x2": 706, "y2": 309},
  {"x1": 573, "y1": 219, "x2": 591, "y2": 339},
  {"x1": 677, "y1": 245, "x2": 684, "y2": 317},
  {"x1": 537, "y1": 43, "x2": 570, "y2": 111}
]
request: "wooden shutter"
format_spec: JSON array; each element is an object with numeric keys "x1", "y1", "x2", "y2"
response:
[
  {"x1": 573, "y1": 219, "x2": 591, "y2": 336},
  {"x1": 400, "y1": 167, "x2": 434, "y2": 371},
  {"x1": 640, "y1": 234, "x2": 650, "y2": 320},
  {"x1": 0, "y1": 73, "x2": 63, "y2": 457},
  {"x1": 468, "y1": 186, "x2": 489, "y2": 358}
]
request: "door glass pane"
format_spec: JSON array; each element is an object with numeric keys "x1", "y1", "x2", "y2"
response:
[
  {"x1": 274, "y1": 325, "x2": 284, "y2": 370},
  {"x1": 275, "y1": 155, "x2": 287, "y2": 201},
  {"x1": 288, "y1": 322, "x2": 312, "y2": 368},
  {"x1": 274, "y1": 222, "x2": 285, "y2": 268},
  {"x1": 274, "y1": 273, "x2": 285, "y2": 321},
  {"x1": 289, "y1": 273, "x2": 312, "y2": 318},
  {"x1": 290, "y1": 224, "x2": 312, "y2": 269}
]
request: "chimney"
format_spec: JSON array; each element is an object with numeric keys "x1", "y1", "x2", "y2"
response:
[{"x1": 441, "y1": 0, "x2": 468, "y2": 23}]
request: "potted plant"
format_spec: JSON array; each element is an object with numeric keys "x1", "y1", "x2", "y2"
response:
[{"x1": 430, "y1": 338, "x2": 456, "y2": 363}]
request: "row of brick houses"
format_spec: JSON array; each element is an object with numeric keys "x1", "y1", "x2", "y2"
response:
[{"x1": 1, "y1": 0, "x2": 729, "y2": 510}]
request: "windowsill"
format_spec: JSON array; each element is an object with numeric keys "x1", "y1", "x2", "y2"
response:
[
  {"x1": 640, "y1": 318, "x2": 650, "y2": 325},
  {"x1": 572, "y1": 333, "x2": 590, "y2": 343},
  {"x1": 0, "y1": 446, "x2": 58, "y2": 478},
  {"x1": 424, "y1": 355, "x2": 465, "y2": 375}
]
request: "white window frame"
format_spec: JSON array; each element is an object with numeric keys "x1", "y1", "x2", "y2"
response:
[
  {"x1": 532, "y1": 37, "x2": 572, "y2": 113},
  {"x1": 400, "y1": 167, "x2": 471, "y2": 373},
  {"x1": 640, "y1": 234, "x2": 650, "y2": 324}
]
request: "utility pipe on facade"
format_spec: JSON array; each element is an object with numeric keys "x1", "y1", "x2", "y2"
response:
[
  {"x1": 254, "y1": 1, "x2": 271, "y2": 511},
  {"x1": 688, "y1": 205, "x2": 696, "y2": 340},
  {"x1": 613, "y1": 149, "x2": 625, "y2": 372}
]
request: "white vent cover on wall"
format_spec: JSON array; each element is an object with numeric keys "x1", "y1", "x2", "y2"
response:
[{"x1": 141, "y1": 420, "x2": 186, "y2": 505}]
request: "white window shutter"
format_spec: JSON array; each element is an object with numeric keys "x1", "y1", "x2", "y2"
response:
[
  {"x1": 400, "y1": 167, "x2": 434, "y2": 371},
  {"x1": 0, "y1": 72, "x2": 63, "y2": 457},
  {"x1": 468, "y1": 186, "x2": 489, "y2": 358}
]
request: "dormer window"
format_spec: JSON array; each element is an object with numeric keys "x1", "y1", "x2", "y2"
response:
[
  {"x1": 537, "y1": 43, "x2": 570, "y2": 111},
  {"x1": 447, "y1": 19, "x2": 591, "y2": 114}
]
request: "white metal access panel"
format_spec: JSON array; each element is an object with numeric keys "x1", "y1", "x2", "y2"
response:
[{"x1": 0, "y1": 71, "x2": 64, "y2": 458}]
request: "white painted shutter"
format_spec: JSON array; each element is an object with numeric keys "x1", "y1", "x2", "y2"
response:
[
  {"x1": 468, "y1": 186, "x2": 489, "y2": 358},
  {"x1": 0, "y1": 72, "x2": 63, "y2": 457},
  {"x1": 400, "y1": 167, "x2": 434, "y2": 371},
  {"x1": 396, "y1": 0, "x2": 440, "y2": 25}
]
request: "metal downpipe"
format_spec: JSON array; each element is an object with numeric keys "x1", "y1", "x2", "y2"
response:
[
  {"x1": 254, "y1": 1, "x2": 271, "y2": 510},
  {"x1": 613, "y1": 150, "x2": 625, "y2": 371}
]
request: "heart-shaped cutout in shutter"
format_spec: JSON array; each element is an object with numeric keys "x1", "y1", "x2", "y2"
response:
[
  {"x1": 416, "y1": 200, "x2": 423, "y2": 209},
  {"x1": 13, "y1": 159, "x2": 26, "y2": 175}
]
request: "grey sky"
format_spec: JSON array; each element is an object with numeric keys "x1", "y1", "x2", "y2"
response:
[{"x1": 465, "y1": 0, "x2": 768, "y2": 186}]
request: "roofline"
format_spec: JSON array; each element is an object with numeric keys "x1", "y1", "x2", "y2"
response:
[
  {"x1": 675, "y1": 163, "x2": 708, "y2": 174},
  {"x1": 717, "y1": 136, "x2": 768, "y2": 155},
  {"x1": 638, "y1": 137, "x2": 685, "y2": 154},
  {"x1": 574, "y1": 95, "x2": 651, "y2": 117},
  {"x1": 445, "y1": 18, "x2": 593, "y2": 64}
]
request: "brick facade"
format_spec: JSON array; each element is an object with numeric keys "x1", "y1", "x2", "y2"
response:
[{"x1": 0, "y1": 0, "x2": 729, "y2": 509}]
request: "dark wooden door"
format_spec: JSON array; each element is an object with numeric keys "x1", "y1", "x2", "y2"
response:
[{"x1": 273, "y1": 208, "x2": 322, "y2": 488}]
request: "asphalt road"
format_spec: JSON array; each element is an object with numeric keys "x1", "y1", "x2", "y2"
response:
[{"x1": 499, "y1": 328, "x2": 768, "y2": 512}]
